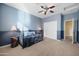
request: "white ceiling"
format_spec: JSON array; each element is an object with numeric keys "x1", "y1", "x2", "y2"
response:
[{"x1": 5, "y1": 3, "x2": 79, "y2": 18}]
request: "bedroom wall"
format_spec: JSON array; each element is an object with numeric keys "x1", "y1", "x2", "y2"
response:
[
  {"x1": 17, "y1": 9, "x2": 42, "y2": 30},
  {"x1": 0, "y1": 3, "x2": 18, "y2": 46},
  {"x1": 0, "y1": 3, "x2": 42, "y2": 46},
  {"x1": 0, "y1": 4, "x2": 1, "y2": 29},
  {"x1": 77, "y1": 10, "x2": 79, "y2": 43}
]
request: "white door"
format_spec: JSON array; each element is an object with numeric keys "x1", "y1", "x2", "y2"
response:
[{"x1": 44, "y1": 20, "x2": 57, "y2": 39}]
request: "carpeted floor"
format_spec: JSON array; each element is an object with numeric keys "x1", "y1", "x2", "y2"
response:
[{"x1": 0, "y1": 38, "x2": 79, "y2": 56}]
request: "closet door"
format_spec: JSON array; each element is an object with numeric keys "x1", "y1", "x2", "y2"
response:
[{"x1": 44, "y1": 21, "x2": 57, "y2": 39}]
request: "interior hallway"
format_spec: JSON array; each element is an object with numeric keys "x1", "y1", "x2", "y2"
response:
[
  {"x1": 0, "y1": 38, "x2": 79, "y2": 56},
  {"x1": 64, "y1": 20, "x2": 73, "y2": 42}
]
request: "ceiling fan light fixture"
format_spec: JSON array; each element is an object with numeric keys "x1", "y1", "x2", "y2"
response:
[{"x1": 39, "y1": 5, "x2": 55, "y2": 15}]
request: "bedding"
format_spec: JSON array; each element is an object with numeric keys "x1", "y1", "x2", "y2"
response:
[{"x1": 19, "y1": 30, "x2": 43, "y2": 48}]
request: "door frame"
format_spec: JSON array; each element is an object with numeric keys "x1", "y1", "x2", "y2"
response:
[{"x1": 64, "y1": 19, "x2": 74, "y2": 44}]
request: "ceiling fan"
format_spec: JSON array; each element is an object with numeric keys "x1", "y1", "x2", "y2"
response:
[{"x1": 38, "y1": 5, "x2": 55, "y2": 15}]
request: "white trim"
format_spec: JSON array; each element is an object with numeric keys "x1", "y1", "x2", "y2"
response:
[
  {"x1": 0, "y1": 44, "x2": 10, "y2": 48},
  {"x1": 64, "y1": 19, "x2": 74, "y2": 44}
]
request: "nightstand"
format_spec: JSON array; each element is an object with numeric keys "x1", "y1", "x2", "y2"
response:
[{"x1": 10, "y1": 37, "x2": 18, "y2": 48}]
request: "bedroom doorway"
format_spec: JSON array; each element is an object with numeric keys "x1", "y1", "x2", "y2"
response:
[{"x1": 64, "y1": 20, "x2": 74, "y2": 43}]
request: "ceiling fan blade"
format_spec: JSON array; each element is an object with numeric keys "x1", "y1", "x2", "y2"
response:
[
  {"x1": 50, "y1": 10, "x2": 54, "y2": 13},
  {"x1": 44, "y1": 11, "x2": 47, "y2": 15},
  {"x1": 38, "y1": 10, "x2": 44, "y2": 13},
  {"x1": 49, "y1": 6, "x2": 55, "y2": 9}
]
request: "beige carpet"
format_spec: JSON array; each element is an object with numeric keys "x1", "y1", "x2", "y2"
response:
[{"x1": 0, "y1": 38, "x2": 79, "y2": 56}]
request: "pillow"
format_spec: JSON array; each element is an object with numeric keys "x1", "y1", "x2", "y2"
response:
[{"x1": 27, "y1": 32, "x2": 35, "y2": 36}]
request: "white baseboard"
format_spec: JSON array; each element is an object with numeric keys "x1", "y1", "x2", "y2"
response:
[{"x1": 0, "y1": 44, "x2": 10, "y2": 48}]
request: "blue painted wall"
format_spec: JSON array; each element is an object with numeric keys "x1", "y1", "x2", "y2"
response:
[
  {"x1": 17, "y1": 9, "x2": 42, "y2": 30},
  {"x1": 0, "y1": 4, "x2": 42, "y2": 46},
  {"x1": 76, "y1": 10, "x2": 79, "y2": 43},
  {"x1": 0, "y1": 4, "x2": 18, "y2": 31},
  {"x1": 0, "y1": 4, "x2": 18, "y2": 46}
]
